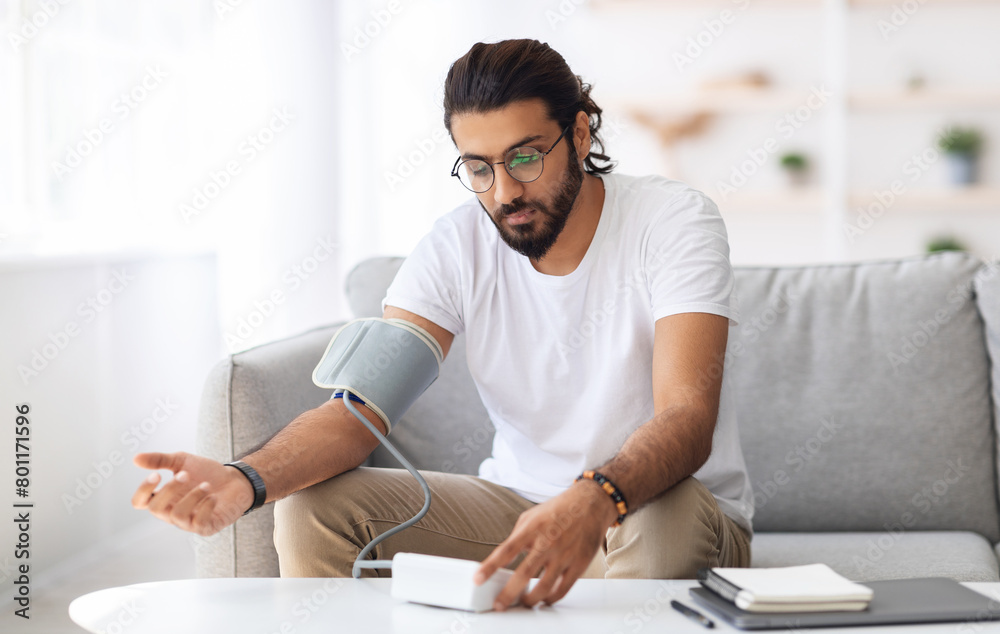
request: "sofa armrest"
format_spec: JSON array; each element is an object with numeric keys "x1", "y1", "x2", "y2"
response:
[{"x1": 194, "y1": 323, "x2": 342, "y2": 578}]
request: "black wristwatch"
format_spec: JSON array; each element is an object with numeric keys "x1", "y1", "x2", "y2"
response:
[{"x1": 225, "y1": 460, "x2": 267, "y2": 515}]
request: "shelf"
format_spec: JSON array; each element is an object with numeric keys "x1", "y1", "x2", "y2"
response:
[
  {"x1": 714, "y1": 189, "x2": 826, "y2": 213},
  {"x1": 850, "y1": 89, "x2": 1000, "y2": 110},
  {"x1": 606, "y1": 89, "x2": 824, "y2": 115},
  {"x1": 612, "y1": 87, "x2": 1000, "y2": 115},
  {"x1": 592, "y1": 0, "x2": 822, "y2": 7},
  {"x1": 590, "y1": 0, "x2": 999, "y2": 261},
  {"x1": 595, "y1": 0, "x2": 998, "y2": 7},
  {"x1": 848, "y1": 187, "x2": 1000, "y2": 212},
  {"x1": 850, "y1": 0, "x2": 1000, "y2": 5},
  {"x1": 717, "y1": 188, "x2": 1000, "y2": 213}
]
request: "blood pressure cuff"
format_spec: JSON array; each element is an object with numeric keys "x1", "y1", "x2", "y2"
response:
[{"x1": 312, "y1": 318, "x2": 444, "y2": 433}]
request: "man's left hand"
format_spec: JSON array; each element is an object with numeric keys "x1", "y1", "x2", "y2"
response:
[{"x1": 474, "y1": 480, "x2": 618, "y2": 610}]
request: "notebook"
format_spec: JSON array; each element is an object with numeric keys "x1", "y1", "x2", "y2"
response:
[
  {"x1": 699, "y1": 564, "x2": 873, "y2": 612},
  {"x1": 690, "y1": 577, "x2": 1000, "y2": 630}
]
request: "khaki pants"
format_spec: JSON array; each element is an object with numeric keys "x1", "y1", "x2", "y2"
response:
[{"x1": 273, "y1": 467, "x2": 751, "y2": 579}]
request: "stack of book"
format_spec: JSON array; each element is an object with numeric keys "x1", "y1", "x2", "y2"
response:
[{"x1": 698, "y1": 564, "x2": 874, "y2": 613}]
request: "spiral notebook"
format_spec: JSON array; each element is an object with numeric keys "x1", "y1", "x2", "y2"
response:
[{"x1": 698, "y1": 564, "x2": 873, "y2": 612}]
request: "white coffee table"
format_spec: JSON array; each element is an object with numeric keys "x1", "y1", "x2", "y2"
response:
[{"x1": 69, "y1": 578, "x2": 1000, "y2": 633}]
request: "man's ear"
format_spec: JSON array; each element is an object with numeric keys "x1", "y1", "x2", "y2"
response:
[{"x1": 573, "y1": 110, "x2": 592, "y2": 162}]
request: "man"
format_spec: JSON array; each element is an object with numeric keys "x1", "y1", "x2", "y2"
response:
[{"x1": 132, "y1": 39, "x2": 753, "y2": 610}]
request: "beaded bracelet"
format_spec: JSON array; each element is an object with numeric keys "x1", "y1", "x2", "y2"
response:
[{"x1": 576, "y1": 470, "x2": 629, "y2": 526}]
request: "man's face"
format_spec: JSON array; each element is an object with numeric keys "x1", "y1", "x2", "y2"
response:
[{"x1": 450, "y1": 99, "x2": 585, "y2": 260}]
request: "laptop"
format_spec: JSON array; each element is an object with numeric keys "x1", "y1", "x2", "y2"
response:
[{"x1": 689, "y1": 577, "x2": 1000, "y2": 630}]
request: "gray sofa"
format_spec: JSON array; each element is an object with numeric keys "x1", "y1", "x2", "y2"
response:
[{"x1": 196, "y1": 252, "x2": 1000, "y2": 583}]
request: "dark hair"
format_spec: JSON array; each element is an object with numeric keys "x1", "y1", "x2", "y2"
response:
[{"x1": 443, "y1": 39, "x2": 614, "y2": 175}]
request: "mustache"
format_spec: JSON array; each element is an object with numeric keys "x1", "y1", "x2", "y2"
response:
[{"x1": 498, "y1": 199, "x2": 540, "y2": 217}]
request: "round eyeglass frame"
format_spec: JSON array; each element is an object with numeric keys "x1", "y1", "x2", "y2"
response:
[{"x1": 450, "y1": 126, "x2": 572, "y2": 193}]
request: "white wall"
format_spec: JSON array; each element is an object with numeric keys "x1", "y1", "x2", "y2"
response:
[
  {"x1": 0, "y1": 0, "x2": 342, "y2": 611},
  {"x1": 1, "y1": 0, "x2": 346, "y2": 353},
  {"x1": 209, "y1": 0, "x2": 346, "y2": 352},
  {"x1": 0, "y1": 253, "x2": 220, "y2": 604},
  {"x1": 336, "y1": 0, "x2": 1000, "y2": 266}
]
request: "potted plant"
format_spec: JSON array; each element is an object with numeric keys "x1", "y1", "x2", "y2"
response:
[
  {"x1": 926, "y1": 235, "x2": 968, "y2": 253},
  {"x1": 937, "y1": 127, "x2": 983, "y2": 186},
  {"x1": 779, "y1": 152, "x2": 809, "y2": 187}
]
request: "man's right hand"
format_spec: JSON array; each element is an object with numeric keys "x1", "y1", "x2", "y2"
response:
[{"x1": 131, "y1": 452, "x2": 255, "y2": 536}]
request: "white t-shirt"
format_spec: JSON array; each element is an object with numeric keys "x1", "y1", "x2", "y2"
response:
[{"x1": 383, "y1": 173, "x2": 754, "y2": 534}]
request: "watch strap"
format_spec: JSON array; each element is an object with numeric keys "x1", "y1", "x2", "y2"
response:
[{"x1": 225, "y1": 460, "x2": 266, "y2": 515}]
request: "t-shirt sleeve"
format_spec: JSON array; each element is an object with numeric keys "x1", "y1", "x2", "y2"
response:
[
  {"x1": 381, "y1": 216, "x2": 465, "y2": 336},
  {"x1": 644, "y1": 190, "x2": 740, "y2": 325}
]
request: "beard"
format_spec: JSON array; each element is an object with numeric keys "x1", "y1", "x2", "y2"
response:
[{"x1": 479, "y1": 141, "x2": 585, "y2": 260}]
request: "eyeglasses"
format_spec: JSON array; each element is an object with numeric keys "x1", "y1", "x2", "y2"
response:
[{"x1": 450, "y1": 126, "x2": 571, "y2": 193}]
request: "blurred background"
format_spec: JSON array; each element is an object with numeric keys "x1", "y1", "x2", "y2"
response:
[{"x1": 1, "y1": 0, "x2": 998, "y2": 631}]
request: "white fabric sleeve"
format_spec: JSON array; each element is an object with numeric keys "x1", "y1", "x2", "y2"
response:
[
  {"x1": 382, "y1": 216, "x2": 465, "y2": 336},
  {"x1": 644, "y1": 190, "x2": 740, "y2": 325}
]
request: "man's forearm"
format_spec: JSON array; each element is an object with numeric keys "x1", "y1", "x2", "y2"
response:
[
  {"x1": 239, "y1": 398, "x2": 387, "y2": 503},
  {"x1": 591, "y1": 404, "x2": 715, "y2": 516}
]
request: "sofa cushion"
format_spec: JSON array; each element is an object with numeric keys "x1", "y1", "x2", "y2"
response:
[
  {"x1": 974, "y1": 259, "x2": 1000, "y2": 514},
  {"x1": 195, "y1": 324, "x2": 339, "y2": 577},
  {"x1": 346, "y1": 253, "x2": 1000, "y2": 539},
  {"x1": 345, "y1": 256, "x2": 406, "y2": 318},
  {"x1": 730, "y1": 252, "x2": 1000, "y2": 541},
  {"x1": 346, "y1": 257, "x2": 494, "y2": 474},
  {"x1": 752, "y1": 531, "x2": 999, "y2": 582}
]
